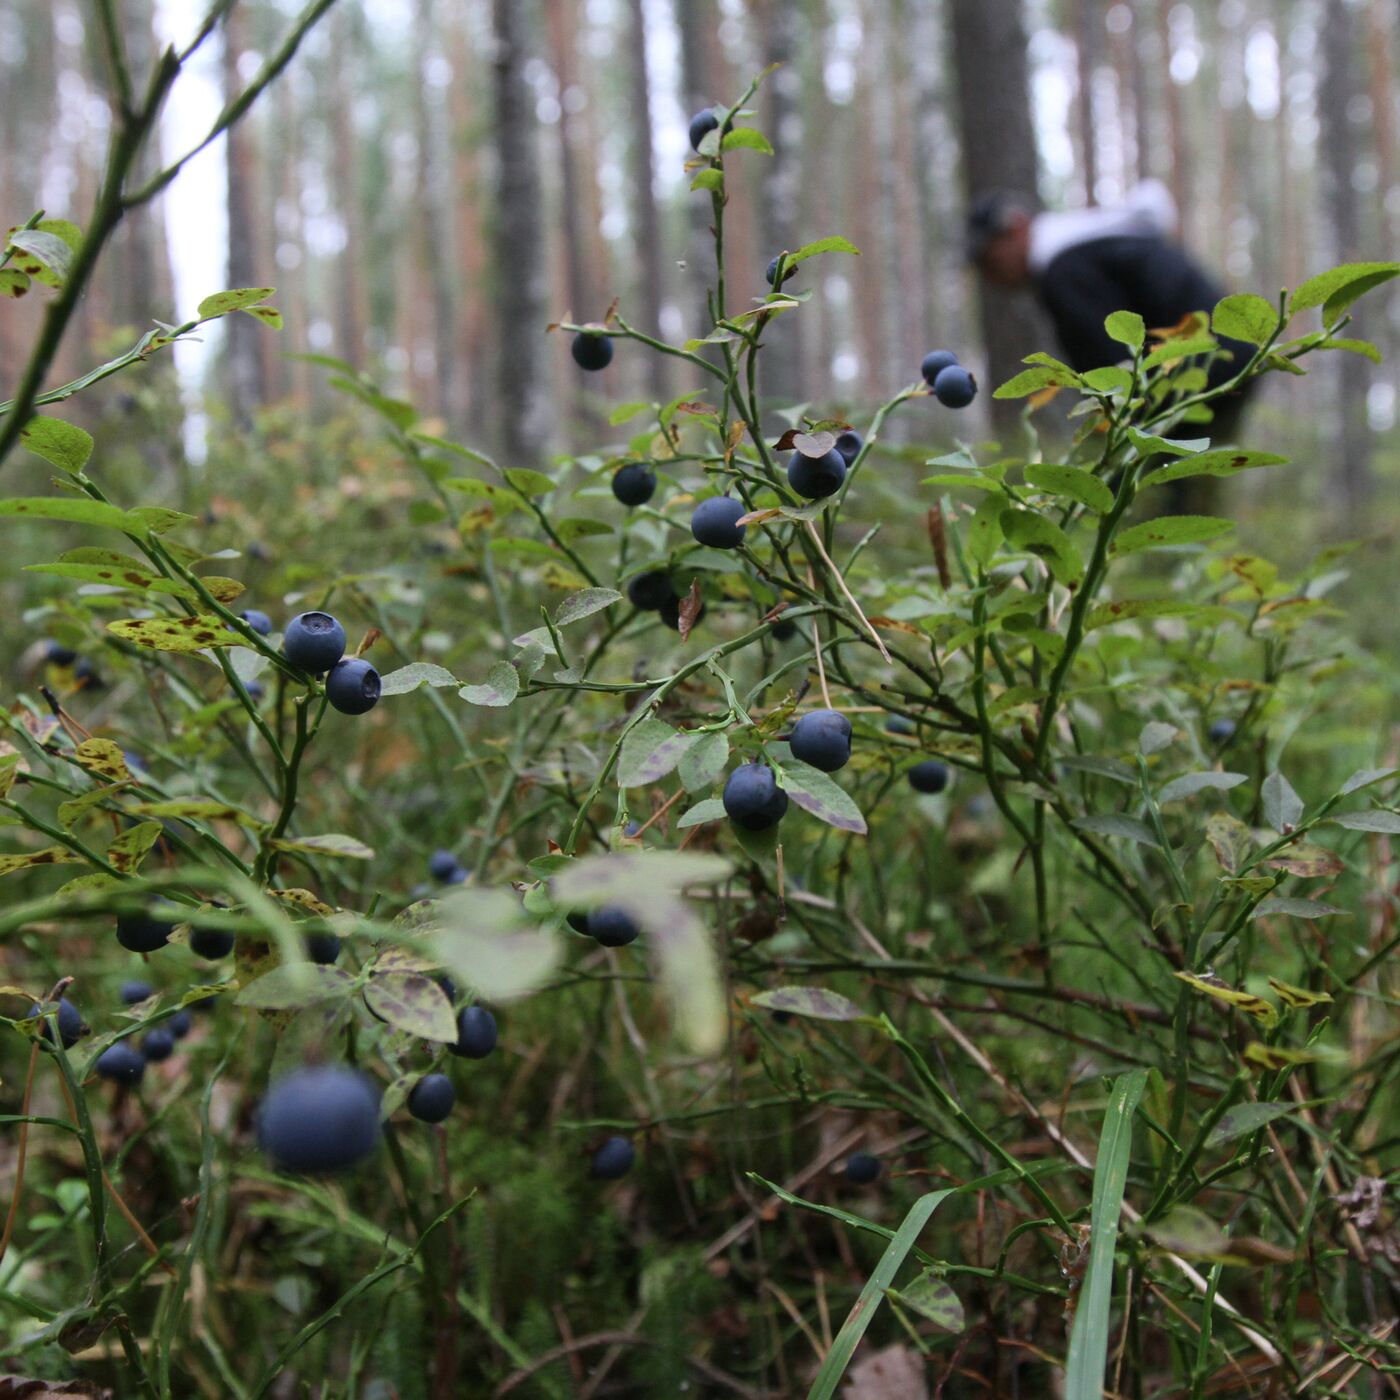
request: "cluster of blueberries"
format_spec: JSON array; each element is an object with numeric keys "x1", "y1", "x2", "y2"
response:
[{"x1": 277, "y1": 610, "x2": 381, "y2": 716}]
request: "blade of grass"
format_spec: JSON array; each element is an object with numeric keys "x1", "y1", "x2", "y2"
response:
[
  {"x1": 1064, "y1": 1069, "x2": 1148, "y2": 1399},
  {"x1": 806, "y1": 1188, "x2": 953, "y2": 1400}
]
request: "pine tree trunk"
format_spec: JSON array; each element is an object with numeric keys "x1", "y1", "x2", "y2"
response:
[{"x1": 625, "y1": 0, "x2": 667, "y2": 400}]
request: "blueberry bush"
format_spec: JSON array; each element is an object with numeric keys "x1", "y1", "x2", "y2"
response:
[{"x1": 3, "y1": 65, "x2": 1399, "y2": 1398}]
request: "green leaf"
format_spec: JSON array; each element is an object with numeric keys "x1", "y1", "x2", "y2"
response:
[
  {"x1": 432, "y1": 888, "x2": 564, "y2": 1002},
  {"x1": 1140, "y1": 449, "x2": 1289, "y2": 489},
  {"x1": 0, "y1": 497, "x2": 133, "y2": 530},
  {"x1": 1073, "y1": 813, "x2": 1159, "y2": 846},
  {"x1": 504, "y1": 467, "x2": 555, "y2": 496},
  {"x1": 7, "y1": 229, "x2": 74, "y2": 286},
  {"x1": 1318, "y1": 336, "x2": 1381, "y2": 364},
  {"x1": 239, "y1": 305, "x2": 283, "y2": 329},
  {"x1": 751, "y1": 986, "x2": 864, "y2": 1021},
  {"x1": 1290, "y1": 261, "x2": 1399, "y2": 314},
  {"x1": 1104, "y1": 310, "x2": 1146, "y2": 351},
  {"x1": 236, "y1": 963, "x2": 355, "y2": 1010},
  {"x1": 1329, "y1": 809, "x2": 1400, "y2": 833},
  {"x1": 689, "y1": 168, "x2": 724, "y2": 192},
  {"x1": 887, "y1": 1272, "x2": 964, "y2": 1333},
  {"x1": 1338, "y1": 767, "x2": 1399, "y2": 796},
  {"x1": 459, "y1": 661, "x2": 519, "y2": 707},
  {"x1": 677, "y1": 797, "x2": 727, "y2": 829},
  {"x1": 1063, "y1": 1070, "x2": 1147, "y2": 1400},
  {"x1": 1262, "y1": 771, "x2": 1304, "y2": 832},
  {"x1": 1252, "y1": 895, "x2": 1343, "y2": 920},
  {"x1": 1061, "y1": 755, "x2": 1136, "y2": 785},
  {"x1": 807, "y1": 1191, "x2": 955, "y2": 1400},
  {"x1": 1211, "y1": 293, "x2": 1279, "y2": 346},
  {"x1": 20, "y1": 416, "x2": 93, "y2": 475},
  {"x1": 197, "y1": 287, "x2": 275, "y2": 318},
  {"x1": 1205, "y1": 1102, "x2": 1293, "y2": 1148},
  {"x1": 1125, "y1": 428, "x2": 1210, "y2": 459},
  {"x1": 378, "y1": 662, "x2": 459, "y2": 696},
  {"x1": 720, "y1": 127, "x2": 774, "y2": 154},
  {"x1": 607, "y1": 401, "x2": 652, "y2": 425},
  {"x1": 362, "y1": 972, "x2": 456, "y2": 1041},
  {"x1": 618, "y1": 718, "x2": 691, "y2": 787},
  {"x1": 678, "y1": 731, "x2": 729, "y2": 792},
  {"x1": 966, "y1": 494, "x2": 1004, "y2": 570},
  {"x1": 994, "y1": 366, "x2": 1076, "y2": 399},
  {"x1": 105, "y1": 821, "x2": 163, "y2": 874},
  {"x1": 1143, "y1": 1205, "x2": 1231, "y2": 1260},
  {"x1": 1138, "y1": 722, "x2": 1179, "y2": 756},
  {"x1": 1085, "y1": 599, "x2": 1233, "y2": 632},
  {"x1": 107, "y1": 615, "x2": 237, "y2": 653},
  {"x1": 270, "y1": 833, "x2": 375, "y2": 860},
  {"x1": 1112, "y1": 515, "x2": 1234, "y2": 556},
  {"x1": 999, "y1": 510, "x2": 1083, "y2": 585},
  {"x1": 553, "y1": 587, "x2": 622, "y2": 626},
  {"x1": 1024, "y1": 465, "x2": 1114, "y2": 513},
  {"x1": 788, "y1": 235, "x2": 860, "y2": 264},
  {"x1": 1205, "y1": 812, "x2": 1253, "y2": 874},
  {"x1": 0, "y1": 269, "x2": 31, "y2": 298},
  {"x1": 1157, "y1": 771, "x2": 1248, "y2": 804},
  {"x1": 776, "y1": 758, "x2": 867, "y2": 834}
]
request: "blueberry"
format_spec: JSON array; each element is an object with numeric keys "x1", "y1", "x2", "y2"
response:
[
  {"x1": 688, "y1": 107, "x2": 719, "y2": 152},
  {"x1": 834, "y1": 430, "x2": 863, "y2": 465},
  {"x1": 566, "y1": 910, "x2": 593, "y2": 936},
  {"x1": 73, "y1": 658, "x2": 103, "y2": 688},
  {"x1": 626, "y1": 570, "x2": 676, "y2": 612},
  {"x1": 885, "y1": 715, "x2": 916, "y2": 736},
  {"x1": 844, "y1": 1151, "x2": 881, "y2": 1184},
  {"x1": 168, "y1": 1009, "x2": 193, "y2": 1040},
  {"x1": 95, "y1": 1041, "x2": 146, "y2": 1085},
  {"x1": 449, "y1": 1005, "x2": 498, "y2": 1059},
  {"x1": 787, "y1": 448, "x2": 846, "y2": 500},
  {"x1": 909, "y1": 760, "x2": 949, "y2": 794},
  {"x1": 770, "y1": 617, "x2": 798, "y2": 642},
  {"x1": 142, "y1": 1028, "x2": 175, "y2": 1062},
  {"x1": 282, "y1": 612, "x2": 346, "y2": 674},
  {"x1": 590, "y1": 906, "x2": 640, "y2": 947},
  {"x1": 788, "y1": 709, "x2": 853, "y2": 773},
  {"x1": 920, "y1": 350, "x2": 959, "y2": 384},
  {"x1": 257, "y1": 1067, "x2": 381, "y2": 1173},
  {"x1": 765, "y1": 255, "x2": 797, "y2": 287},
  {"x1": 436, "y1": 974, "x2": 457, "y2": 1003},
  {"x1": 691, "y1": 496, "x2": 747, "y2": 550},
  {"x1": 117, "y1": 904, "x2": 172, "y2": 954},
  {"x1": 592, "y1": 1135, "x2": 636, "y2": 1179},
  {"x1": 305, "y1": 934, "x2": 341, "y2": 965},
  {"x1": 326, "y1": 657, "x2": 380, "y2": 715},
  {"x1": 244, "y1": 680, "x2": 266, "y2": 703},
  {"x1": 240, "y1": 609, "x2": 272, "y2": 636},
  {"x1": 407, "y1": 1073, "x2": 455, "y2": 1124},
  {"x1": 190, "y1": 924, "x2": 235, "y2": 960},
  {"x1": 611, "y1": 463, "x2": 656, "y2": 508},
  {"x1": 26, "y1": 997, "x2": 83, "y2": 1048},
  {"x1": 1209, "y1": 718, "x2": 1237, "y2": 745},
  {"x1": 45, "y1": 640, "x2": 78, "y2": 665},
  {"x1": 429, "y1": 849, "x2": 461, "y2": 882},
  {"x1": 571, "y1": 332, "x2": 614, "y2": 371},
  {"x1": 443, "y1": 865, "x2": 469, "y2": 886},
  {"x1": 659, "y1": 594, "x2": 705, "y2": 631},
  {"x1": 932, "y1": 365, "x2": 977, "y2": 408},
  {"x1": 123, "y1": 750, "x2": 148, "y2": 774},
  {"x1": 722, "y1": 762, "x2": 789, "y2": 832},
  {"x1": 120, "y1": 980, "x2": 154, "y2": 1006}
]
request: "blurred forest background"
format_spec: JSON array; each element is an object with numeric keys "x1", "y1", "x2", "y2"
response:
[{"x1": 2, "y1": 0, "x2": 1398, "y2": 518}]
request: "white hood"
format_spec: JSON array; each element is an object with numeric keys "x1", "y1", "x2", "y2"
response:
[{"x1": 1028, "y1": 180, "x2": 1179, "y2": 276}]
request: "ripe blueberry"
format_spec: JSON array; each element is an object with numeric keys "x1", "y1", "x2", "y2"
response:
[
  {"x1": 723, "y1": 762, "x2": 789, "y2": 831},
  {"x1": 73, "y1": 657, "x2": 102, "y2": 687},
  {"x1": 27, "y1": 997, "x2": 83, "y2": 1048},
  {"x1": 920, "y1": 350, "x2": 959, "y2": 384},
  {"x1": 117, "y1": 903, "x2": 171, "y2": 953},
  {"x1": 326, "y1": 657, "x2": 380, "y2": 715},
  {"x1": 765, "y1": 255, "x2": 796, "y2": 287},
  {"x1": 190, "y1": 924, "x2": 234, "y2": 960},
  {"x1": 429, "y1": 849, "x2": 461, "y2": 882},
  {"x1": 305, "y1": 934, "x2": 341, "y2": 965},
  {"x1": 611, "y1": 463, "x2": 656, "y2": 508},
  {"x1": 45, "y1": 640, "x2": 78, "y2": 666},
  {"x1": 95, "y1": 1041, "x2": 146, "y2": 1084},
  {"x1": 688, "y1": 107, "x2": 719, "y2": 151},
  {"x1": 258, "y1": 1066, "x2": 381, "y2": 1173},
  {"x1": 592, "y1": 1135, "x2": 636, "y2": 1179},
  {"x1": 626, "y1": 570, "x2": 675, "y2": 612},
  {"x1": 909, "y1": 760, "x2": 949, "y2": 794},
  {"x1": 168, "y1": 1009, "x2": 193, "y2": 1039},
  {"x1": 120, "y1": 980, "x2": 154, "y2": 1005},
  {"x1": 407, "y1": 1073, "x2": 455, "y2": 1124},
  {"x1": 282, "y1": 612, "x2": 346, "y2": 674},
  {"x1": 1209, "y1": 718, "x2": 1237, "y2": 744},
  {"x1": 771, "y1": 617, "x2": 798, "y2": 642},
  {"x1": 788, "y1": 709, "x2": 853, "y2": 773},
  {"x1": 932, "y1": 365, "x2": 977, "y2": 408},
  {"x1": 566, "y1": 910, "x2": 592, "y2": 936},
  {"x1": 142, "y1": 1028, "x2": 175, "y2": 1062},
  {"x1": 244, "y1": 679, "x2": 266, "y2": 702},
  {"x1": 590, "y1": 906, "x2": 640, "y2": 947},
  {"x1": 240, "y1": 609, "x2": 272, "y2": 636},
  {"x1": 886, "y1": 715, "x2": 916, "y2": 736},
  {"x1": 571, "y1": 331, "x2": 614, "y2": 371},
  {"x1": 787, "y1": 448, "x2": 846, "y2": 500},
  {"x1": 450, "y1": 1005, "x2": 498, "y2": 1059},
  {"x1": 834, "y1": 430, "x2": 863, "y2": 465},
  {"x1": 691, "y1": 496, "x2": 747, "y2": 550},
  {"x1": 844, "y1": 1151, "x2": 881, "y2": 1184}
]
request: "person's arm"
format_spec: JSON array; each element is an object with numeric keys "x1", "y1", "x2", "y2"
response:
[{"x1": 1034, "y1": 243, "x2": 1135, "y2": 371}]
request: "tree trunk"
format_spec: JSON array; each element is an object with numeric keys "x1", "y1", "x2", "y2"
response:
[
  {"x1": 1074, "y1": 0, "x2": 1100, "y2": 203},
  {"x1": 676, "y1": 0, "x2": 718, "y2": 337},
  {"x1": 327, "y1": 8, "x2": 366, "y2": 370},
  {"x1": 1319, "y1": 0, "x2": 1371, "y2": 518},
  {"x1": 946, "y1": 0, "x2": 1052, "y2": 439},
  {"x1": 625, "y1": 0, "x2": 667, "y2": 400},
  {"x1": 490, "y1": 0, "x2": 551, "y2": 463}
]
